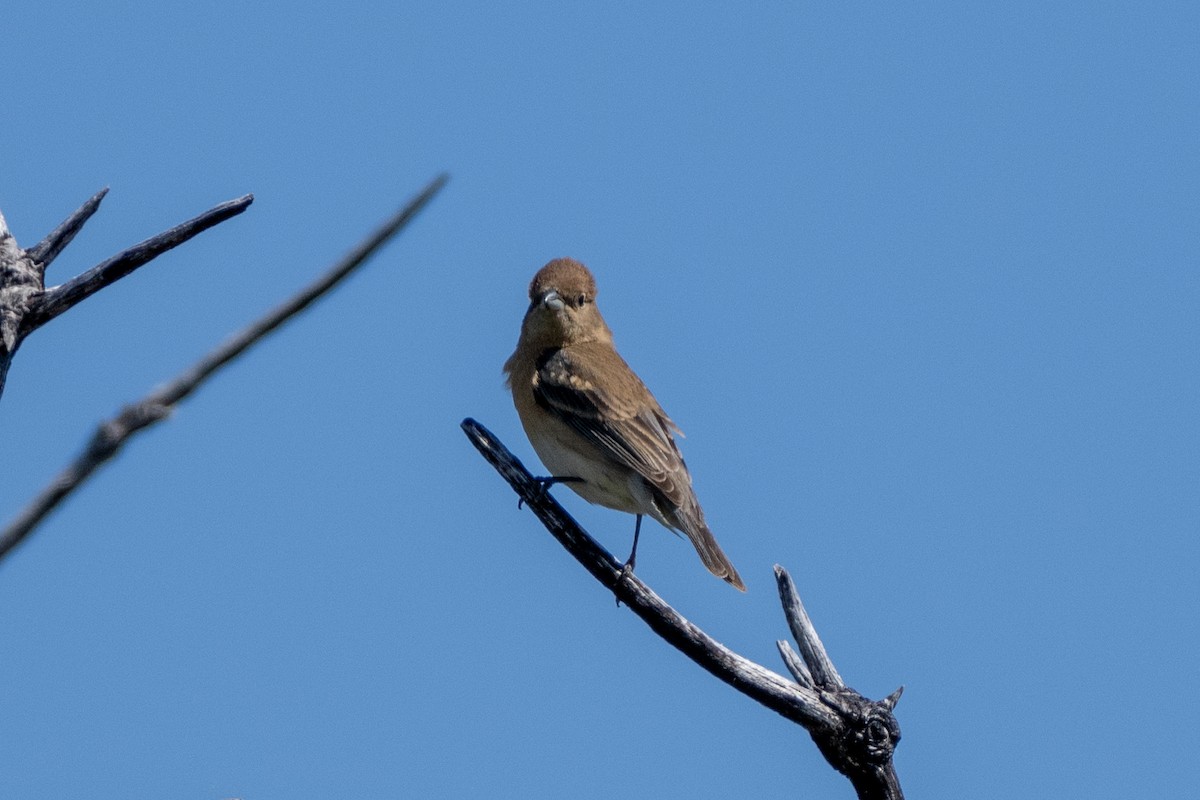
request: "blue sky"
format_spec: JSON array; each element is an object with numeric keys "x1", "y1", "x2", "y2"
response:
[{"x1": 2, "y1": 3, "x2": 1197, "y2": 798}]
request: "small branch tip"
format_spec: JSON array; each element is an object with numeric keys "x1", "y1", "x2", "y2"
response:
[{"x1": 464, "y1": 422, "x2": 905, "y2": 798}]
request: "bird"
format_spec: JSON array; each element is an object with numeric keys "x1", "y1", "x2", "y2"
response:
[{"x1": 503, "y1": 257, "x2": 745, "y2": 591}]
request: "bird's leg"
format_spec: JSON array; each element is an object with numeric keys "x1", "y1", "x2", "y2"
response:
[
  {"x1": 614, "y1": 515, "x2": 644, "y2": 606},
  {"x1": 619, "y1": 514, "x2": 643, "y2": 580},
  {"x1": 518, "y1": 476, "x2": 584, "y2": 509}
]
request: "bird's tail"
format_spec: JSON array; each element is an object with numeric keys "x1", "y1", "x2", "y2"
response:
[{"x1": 673, "y1": 503, "x2": 746, "y2": 592}]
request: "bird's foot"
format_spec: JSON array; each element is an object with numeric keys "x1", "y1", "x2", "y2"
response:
[
  {"x1": 518, "y1": 476, "x2": 584, "y2": 509},
  {"x1": 614, "y1": 555, "x2": 637, "y2": 607}
]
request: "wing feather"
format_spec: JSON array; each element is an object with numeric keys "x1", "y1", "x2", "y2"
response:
[
  {"x1": 533, "y1": 343, "x2": 690, "y2": 511},
  {"x1": 532, "y1": 342, "x2": 746, "y2": 591}
]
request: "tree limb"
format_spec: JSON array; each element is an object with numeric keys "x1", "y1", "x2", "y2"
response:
[
  {"x1": 462, "y1": 417, "x2": 904, "y2": 800},
  {"x1": 0, "y1": 190, "x2": 252, "y2": 400},
  {"x1": 24, "y1": 194, "x2": 255, "y2": 332},
  {"x1": 0, "y1": 174, "x2": 448, "y2": 564},
  {"x1": 774, "y1": 566, "x2": 905, "y2": 800},
  {"x1": 25, "y1": 187, "x2": 110, "y2": 270}
]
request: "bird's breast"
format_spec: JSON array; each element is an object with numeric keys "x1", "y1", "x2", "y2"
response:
[{"x1": 510, "y1": 388, "x2": 642, "y2": 518}]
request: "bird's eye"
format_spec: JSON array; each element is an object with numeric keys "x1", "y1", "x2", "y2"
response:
[{"x1": 576, "y1": 295, "x2": 588, "y2": 307}]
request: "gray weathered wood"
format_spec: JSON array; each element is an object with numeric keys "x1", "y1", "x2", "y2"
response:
[
  {"x1": 0, "y1": 191, "x2": 252, "y2": 399},
  {"x1": 26, "y1": 187, "x2": 109, "y2": 269},
  {"x1": 0, "y1": 175, "x2": 447, "y2": 563},
  {"x1": 776, "y1": 564, "x2": 845, "y2": 688},
  {"x1": 774, "y1": 565, "x2": 904, "y2": 800},
  {"x1": 25, "y1": 194, "x2": 254, "y2": 332},
  {"x1": 463, "y1": 417, "x2": 905, "y2": 800}
]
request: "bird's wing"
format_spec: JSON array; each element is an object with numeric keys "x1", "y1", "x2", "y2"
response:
[
  {"x1": 533, "y1": 342, "x2": 691, "y2": 512},
  {"x1": 534, "y1": 341, "x2": 746, "y2": 591}
]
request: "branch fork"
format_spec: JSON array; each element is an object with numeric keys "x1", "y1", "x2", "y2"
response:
[
  {"x1": 775, "y1": 565, "x2": 904, "y2": 799},
  {"x1": 0, "y1": 175, "x2": 447, "y2": 563},
  {"x1": 0, "y1": 189, "x2": 253, "y2": 397},
  {"x1": 463, "y1": 417, "x2": 905, "y2": 799}
]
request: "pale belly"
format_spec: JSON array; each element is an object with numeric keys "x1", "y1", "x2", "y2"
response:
[{"x1": 524, "y1": 415, "x2": 660, "y2": 521}]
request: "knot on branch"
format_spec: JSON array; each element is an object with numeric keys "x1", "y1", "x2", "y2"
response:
[
  {"x1": 857, "y1": 701, "x2": 903, "y2": 765},
  {"x1": 822, "y1": 687, "x2": 902, "y2": 771},
  {"x1": 773, "y1": 565, "x2": 905, "y2": 797},
  {"x1": 86, "y1": 402, "x2": 172, "y2": 462},
  {"x1": 0, "y1": 245, "x2": 44, "y2": 353},
  {"x1": 463, "y1": 420, "x2": 907, "y2": 799}
]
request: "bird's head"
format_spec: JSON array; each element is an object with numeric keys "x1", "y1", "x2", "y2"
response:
[{"x1": 521, "y1": 257, "x2": 611, "y2": 347}]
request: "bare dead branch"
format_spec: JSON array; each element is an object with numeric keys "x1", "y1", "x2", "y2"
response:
[
  {"x1": 462, "y1": 417, "x2": 905, "y2": 800},
  {"x1": 24, "y1": 194, "x2": 254, "y2": 332},
  {"x1": 0, "y1": 211, "x2": 38, "y2": 356},
  {"x1": 776, "y1": 564, "x2": 845, "y2": 688},
  {"x1": 774, "y1": 565, "x2": 904, "y2": 800},
  {"x1": 152, "y1": 172, "x2": 448, "y2": 408},
  {"x1": 26, "y1": 187, "x2": 110, "y2": 270},
  {"x1": 0, "y1": 191, "x2": 252, "y2": 400},
  {"x1": 778, "y1": 639, "x2": 816, "y2": 688},
  {"x1": 0, "y1": 174, "x2": 448, "y2": 564},
  {"x1": 0, "y1": 401, "x2": 172, "y2": 559}
]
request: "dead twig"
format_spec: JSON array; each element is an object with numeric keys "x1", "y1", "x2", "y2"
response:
[
  {"x1": 0, "y1": 191, "x2": 253, "y2": 397},
  {"x1": 462, "y1": 417, "x2": 904, "y2": 800},
  {"x1": 0, "y1": 174, "x2": 448, "y2": 563}
]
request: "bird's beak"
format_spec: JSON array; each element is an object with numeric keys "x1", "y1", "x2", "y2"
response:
[{"x1": 542, "y1": 290, "x2": 565, "y2": 311}]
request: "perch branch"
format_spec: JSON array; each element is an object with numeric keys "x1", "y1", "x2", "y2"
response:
[
  {"x1": 0, "y1": 174, "x2": 448, "y2": 564},
  {"x1": 462, "y1": 417, "x2": 904, "y2": 800}
]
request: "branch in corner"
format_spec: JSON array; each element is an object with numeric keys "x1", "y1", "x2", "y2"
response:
[
  {"x1": 25, "y1": 194, "x2": 255, "y2": 332},
  {"x1": 0, "y1": 190, "x2": 253, "y2": 399},
  {"x1": 0, "y1": 174, "x2": 448, "y2": 563}
]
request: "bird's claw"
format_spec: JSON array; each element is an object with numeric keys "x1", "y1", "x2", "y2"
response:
[
  {"x1": 619, "y1": 559, "x2": 635, "y2": 581},
  {"x1": 517, "y1": 476, "x2": 584, "y2": 509},
  {"x1": 614, "y1": 558, "x2": 637, "y2": 607}
]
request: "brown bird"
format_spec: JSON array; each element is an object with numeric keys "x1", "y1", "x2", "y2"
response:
[{"x1": 504, "y1": 257, "x2": 745, "y2": 591}]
